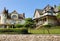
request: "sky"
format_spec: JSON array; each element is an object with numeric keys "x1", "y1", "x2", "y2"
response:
[{"x1": 0, "y1": 0, "x2": 60, "y2": 18}]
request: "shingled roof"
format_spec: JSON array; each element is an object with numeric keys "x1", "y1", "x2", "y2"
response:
[
  {"x1": 33, "y1": 9, "x2": 43, "y2": 17},
  {"x1": 36, "y1": 9, "x2": 42, "y2": 14},
  {"x1": 11, "y1": 10, "x2": 18, "y2": 14},
  {"x1": 18, "y1": 13, "x2": 25, "y2": 19},
  {"x1": 43, "y1": 4, "x2": 52, "y2": 10}
]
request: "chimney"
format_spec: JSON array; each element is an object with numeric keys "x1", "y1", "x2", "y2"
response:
[
  {"x1": 54, "y1": 5, "x2": 56, "y2": 8},
  {"x1": 23, "y1": 13, "x2": 25, "y2": 18}
]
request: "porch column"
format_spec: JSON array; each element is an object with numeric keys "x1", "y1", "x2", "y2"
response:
[
  {"x1": 12, "y1": 25, "x2": 14, "y2": 28},
  {"x1": 7, "y1": 25, "x2": 9, "y2": 28}
]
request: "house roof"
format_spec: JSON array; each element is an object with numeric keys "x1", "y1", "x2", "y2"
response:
[
  {"x1": 19, "y1": 13, "x2": 25, "y2": 19},
  {"x1": 36, "y1": 9, "x2": 42, "y2": 14},
  {"x1": 11, "y1": 10, "x2": 18, "y2": 14},
  {"x1": 34, "y1": 5, "x2": 54, "y2": 17},
  {"x1": 43, "y1": 4, "x2": 52, "y2": 10},
  {"x1": 33, "y1": 9, "x2": 43, "y2": 17}
]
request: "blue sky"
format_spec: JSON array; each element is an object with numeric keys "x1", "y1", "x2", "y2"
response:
[{"x1": 0, "y1": 0, "x2": 60, "y2": 18}]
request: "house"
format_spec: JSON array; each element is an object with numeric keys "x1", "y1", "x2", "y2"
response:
[
  {"x1": 33, "y1": 5, "x2": 60, "y2": 27},
  {"x1": 0, "y1": 7, "x2": 25, "y2": 28}
]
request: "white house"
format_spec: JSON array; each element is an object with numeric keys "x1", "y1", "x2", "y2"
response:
[
  {"x1": 0, "y1": 8, "x2": 25, "y2": 28},
  {"x1": 33, "y1": 5, "x2": 60, "y2": 27}
]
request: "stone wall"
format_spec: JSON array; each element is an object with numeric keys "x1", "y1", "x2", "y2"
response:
[{"x1": 0, "y1": 34, "x2": 60, "y2": 41}]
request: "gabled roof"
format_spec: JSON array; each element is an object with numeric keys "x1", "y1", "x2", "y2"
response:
[
  {"x1": 18, "y1": 13, "x2": 25, "y2": 19},
  {"x1": 11, "y1": 10, "x2": 18, "y2": 14},
  {"x1": 36, "y1": 9, "x2": 42, "y2": 14},
  {"x1": 33, "y1": 9, "x2": 43, "y2": 17},
  {"x1": 43, "y1": 4, "x2": 52, "y2": 10}
]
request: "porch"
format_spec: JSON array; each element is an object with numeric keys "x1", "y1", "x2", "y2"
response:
[{"x1": 0, "y1": 24, "x2": 14, "y2": 28}]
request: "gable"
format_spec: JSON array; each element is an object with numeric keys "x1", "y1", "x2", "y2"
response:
[
  {"x1": 33, "y1": 9, "x2": 43, "y2": 19},
  {"x1": 11, "y1": 10, "x2": 18, "y2": 14},
  {"x1": 34, "y1": 10, "x2": 40, "y2": 19},
  {"x1": 18, "y1": 13, "x2": 25, "y2": 19}
]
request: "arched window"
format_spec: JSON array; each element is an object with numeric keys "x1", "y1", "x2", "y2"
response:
[{"x1": 12, "y1": 15, "x2": 17, "y2": 19}]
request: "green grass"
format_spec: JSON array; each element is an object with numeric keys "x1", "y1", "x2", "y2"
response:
[
  {"x1": 28, "y1": 29, "x2": 60, "y2": 34},
  {"x1": 28, "y1": 26, "x2": 60, "y2": 34},
  {"x1": 0, "y1": 26, "x2": 60, "y2": 34}
]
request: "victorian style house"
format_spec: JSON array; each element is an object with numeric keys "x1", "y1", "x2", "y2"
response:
[
  {"x1": 0, "y1": 8, "x2": 25, "y2": 28},
  {"x1": 33, "y1": 5, "x2": 60, "y2": 28}
]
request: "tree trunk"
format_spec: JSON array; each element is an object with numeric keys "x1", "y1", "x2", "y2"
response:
[
  {"x1": 43, "y1": 27, "x2": 45, "y2": 34},
  {"x1": 47, "y1": 29, "x2": 50, "y2": 34}
]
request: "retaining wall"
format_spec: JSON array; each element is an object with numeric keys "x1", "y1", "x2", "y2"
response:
[{"x1": 0, "y1": 34, "x2": 60, "y2": 41}]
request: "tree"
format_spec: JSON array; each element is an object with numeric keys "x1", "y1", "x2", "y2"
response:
[
  {"x1": 43, "y1": 25, "x2": 51, "y2": 34},
  {"x1": 57, "y1": 5, "x2": 60, "y2": 18},
  {"x1": 58, "y1": 5, "x2": 60, "y2": 10},
  {"x1": 24, "y1": 18, "x2": 34, "y2": 29}
]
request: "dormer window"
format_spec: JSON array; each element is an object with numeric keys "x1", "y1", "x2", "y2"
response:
[{"x1": 12, "y1": 15, "x2": 17, "y2": 19}]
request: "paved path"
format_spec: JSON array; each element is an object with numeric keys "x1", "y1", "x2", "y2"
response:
[{"x1": 0, "y1": 34, "x2": 60, "y2": 41}]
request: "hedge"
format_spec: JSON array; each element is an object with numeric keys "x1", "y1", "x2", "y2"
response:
[{"x1": 0, "y1": 28, "x2": 28, "y2": 34}]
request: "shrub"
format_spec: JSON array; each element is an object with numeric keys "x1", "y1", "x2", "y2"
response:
[
  {"x1": 24, "y1": 18, "x2": 34, "y2": 28},
  {"x1": 0, "y1": 28, "x2": 28, "y2": 34},
  {"x1": 21, "y1": 29, "x2": 28, "y2": 34},
  {"x1": 15, "y1": 24, "x2": 24, "y2": 28}
]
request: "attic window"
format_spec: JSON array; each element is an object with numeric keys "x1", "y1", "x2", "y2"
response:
[{"x1": 12, "y1": 15, "x2": 17, "y2": 19}]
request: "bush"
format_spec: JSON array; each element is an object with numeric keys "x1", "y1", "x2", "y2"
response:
[
  {"x1": 15, "y1": 24, "x2": 24, "y2": 28},
  {"x1": 24, "y1": 18, "x2": 34, "y2": 28},
  {"x1": 0, "y1": 28, "x2": 28, "y2": 34},
  {"x1": 21, "y1": 29, "x2": 28, "y2": 34}
]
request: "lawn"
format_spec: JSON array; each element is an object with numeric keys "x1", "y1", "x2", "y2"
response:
[
  {"x1": 28, "y1": 29, "x2": 60, "y2": 34},
  {"x1": 28, "y1": 26, "x2": 60, "y2": 34},
  {"x1": 0, "y1": 26, "x2": 60, "y2": 34}
]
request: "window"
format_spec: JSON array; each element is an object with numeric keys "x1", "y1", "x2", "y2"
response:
[
  {"x1": 43, "y1": 18, "x2": 46, "y2": 21},
  {"x1": 12, "y1": 15, "x2": 17, "y2": 19}
]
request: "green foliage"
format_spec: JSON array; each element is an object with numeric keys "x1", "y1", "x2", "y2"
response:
[
  {"x1": 57, "y1": 5, "x2": 60, "y2": 18},
  {"x1": 25, "y1": 18, "x2": 32, "y2": 21},
  {"x1": 14, "y1": 18, "x2": 35, "y2": 29},
  {"x1": 43, "y1": 25, "x2": 51, "y2": 28},
  {"x1": 24, "y1": 18, "x2": 34, "y2": 28},
  {"x1": 0, "y1": 28, "x2": 28, "y2": 34},
  {"x1": 58, "y1": 5, "x2": 60, "y2": 10},
  {"x1": 15, "y1": 24, "x2": 24, "y2": 28}
]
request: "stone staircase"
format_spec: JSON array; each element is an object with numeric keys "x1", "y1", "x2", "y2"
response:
[{"x1": 36, "y1": 24, "x2": 43, "y2": 29}]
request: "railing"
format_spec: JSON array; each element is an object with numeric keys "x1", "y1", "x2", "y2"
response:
[
  {"x1": 36, "y1": 21, "x2": 48, "y2": 26},
  {"x1": 36, "y1": 21, "x2": 44, "y2": 26}
]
